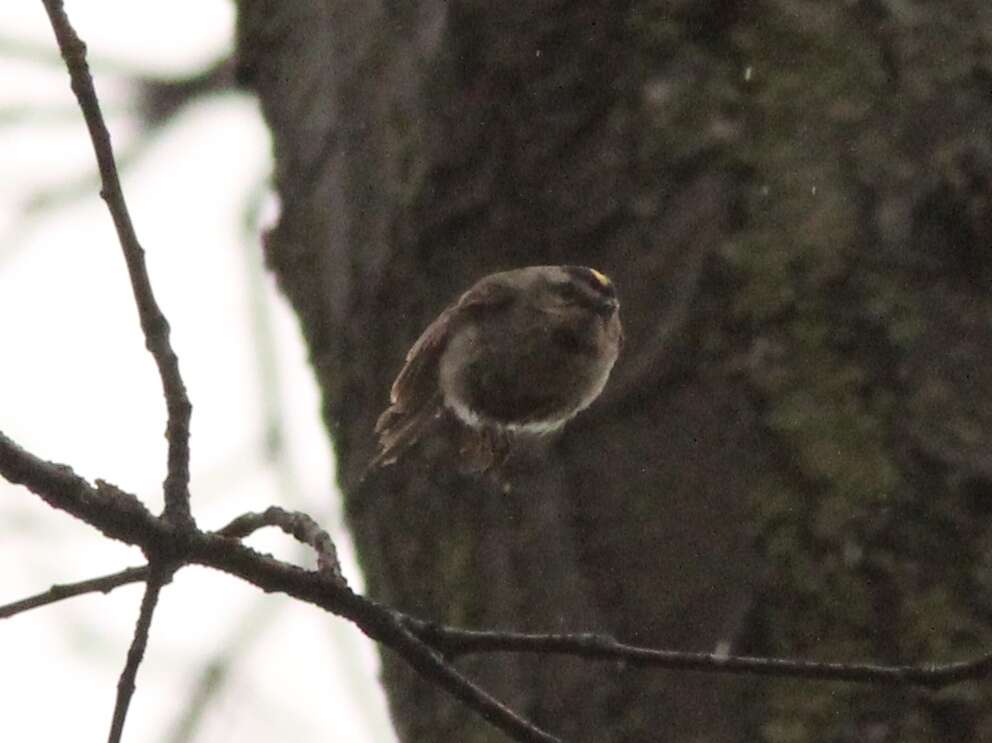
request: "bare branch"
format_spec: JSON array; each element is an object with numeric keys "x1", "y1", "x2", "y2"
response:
[
  {"x1": 385, "y1": 620, "x2": 562, "y2": 743},
  {"x1": 12, "y1": 413, "x2": 992, "y2": 743},
  {"x1": 183, "y1": 534, "x2": 561, "y2": 742},
  {"x1": 0, "y1": 565, "x2": 148, "y2": 620},
  {"x1": 40, "y1": 0, "x2": 193, "y2": 527},
  {"x1": 0, "y1": 432, "x2": 160, "y2": 544},
  {"x1": 107, "y1": 566, "x2": 171, "y2": 743},
  {"x1": 135, "y1": 56, "x2": 234, "y2": 127},
  {"x1": 0, "y1": 429, "x2": 559, "y2": 743},
  {"x1": 402, "y1": 619, "x2": 992, "y2": 690}
]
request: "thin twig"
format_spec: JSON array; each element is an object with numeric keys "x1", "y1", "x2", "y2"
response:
[
  {"x1": 107, "y1": 565, "x2": 170, "y2": 743},
  {"x1": 40, "y1": 0, "x2": 193, "y2": 528},
  {"x1": 402, "y1": 619, "x2": 992, "y2": 689},
  {"x1": 217, "y1": 506, "x2": 346, "y2": 584},
  {"x1": 0, "y1": 565, "x2": 148, "y2": 620}
]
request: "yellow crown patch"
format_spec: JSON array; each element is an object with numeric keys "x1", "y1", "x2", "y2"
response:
[{"x1": 589, "y1": 268, "x2": 611, "y2": 288}]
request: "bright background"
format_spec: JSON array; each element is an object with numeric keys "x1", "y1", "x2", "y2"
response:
[{"x1": 0, "y1": 3, "x2": 396, "y2": 741}]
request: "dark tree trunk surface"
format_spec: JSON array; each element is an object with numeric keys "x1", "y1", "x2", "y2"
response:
[{"x1": 238, "y1": 2, "x2": 992, "y2": 741}]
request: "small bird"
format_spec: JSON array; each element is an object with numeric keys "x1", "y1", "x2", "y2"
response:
[{"x1": 373, "y1": 265, "x2": 622, "y2": 471}]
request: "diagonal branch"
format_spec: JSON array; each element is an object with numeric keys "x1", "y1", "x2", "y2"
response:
[
  {"x1": 383, "y1": 619, "x2": 561, "y2": 743},
  {"x1": 40, "y1": 0, "x2": 193, "y2": 528},
  {"x1": 0, "y1": 431, "x2": 161, "y2": 544},
  {"x1": 0, "y1": 565, "x2": 148, "y2": 620},
  {"x1": 0, "y1": 430, "x2": 561, "y2": 743},
  {"x1": 107, "y1": 565, "x2": 171, "y2": 743}
]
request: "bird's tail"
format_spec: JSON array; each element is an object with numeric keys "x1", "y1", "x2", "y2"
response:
[{"x1": 367, "y1": 395, "x2": 442, "y2": 472}]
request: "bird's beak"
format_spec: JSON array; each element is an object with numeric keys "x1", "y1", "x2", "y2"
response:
[{"x1": 596, "y1": 297, "x2": 619, "y2": 319}]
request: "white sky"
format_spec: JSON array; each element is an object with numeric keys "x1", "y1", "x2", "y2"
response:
[{"x1": 0, "y1": 3, "x2": 395, "y2": 741}]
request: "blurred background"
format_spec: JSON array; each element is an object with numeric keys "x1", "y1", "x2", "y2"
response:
[{"x1": 0, "y1": 4, "x2": 395, "y2": 741}]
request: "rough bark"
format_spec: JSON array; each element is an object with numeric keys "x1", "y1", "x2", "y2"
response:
[{"x1": 237, "y1": 1, "x2": 992, "y2": 741}]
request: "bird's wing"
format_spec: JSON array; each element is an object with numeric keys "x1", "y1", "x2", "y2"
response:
[
  {"x1": 385, "y1": 278, "x2": 511, "y2": 414},
  {"x1": 373, "y1": 277, "x2": 512, "y2": 463},
  {"x1": 386, "y1": 307, "x2": 454, "y2": 412}
]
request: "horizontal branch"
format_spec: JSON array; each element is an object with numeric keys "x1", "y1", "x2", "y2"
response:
[{"x1": 403, "y1": 619, "x2": 992, "y2": 691}]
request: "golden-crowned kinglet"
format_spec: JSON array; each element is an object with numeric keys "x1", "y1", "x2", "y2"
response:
[{"x1": 374, "y1": 265, "x2": 622, "y2": 471}]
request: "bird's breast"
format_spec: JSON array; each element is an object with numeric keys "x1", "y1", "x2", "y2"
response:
[{"x1": 438, "y1": 314, "x2": 618, "y2": 431}]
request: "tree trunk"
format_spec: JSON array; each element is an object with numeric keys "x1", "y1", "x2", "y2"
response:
[{"x1": 237, "y1": 1, "x2": 992, "y2": 741}]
